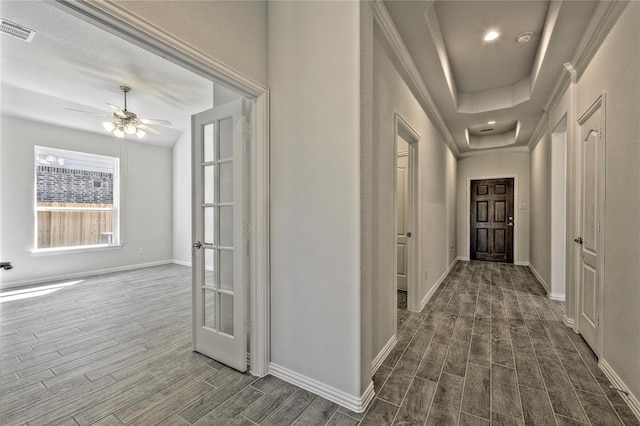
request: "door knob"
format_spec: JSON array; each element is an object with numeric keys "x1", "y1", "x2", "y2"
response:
[
  {"x1": 507, "y1": 223, "x2": 513, "y2": 227},
  {"x1": 192, "y1": 241, "x2": 202, "y2": 249},
  {"x1": 406, "y1": 232, "x2": 412, "y2": 237},
  {"x1": 0, "y1": 262, "x2": 13, "y2": 271},
  {"x1": 574, "y1": 237, "x2": 583, "y2": 245}
]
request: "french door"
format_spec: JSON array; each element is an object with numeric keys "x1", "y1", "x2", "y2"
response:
[{"x1": 192, "y1": 99, "x2": 248, "y2": 371}]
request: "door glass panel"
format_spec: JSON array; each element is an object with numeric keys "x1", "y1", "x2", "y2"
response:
[
  {"x1": 219, "y1": 117, "x2": 234, "y2": 160},
  {"x1": 219, "y1": 206, "x2": 233, "y2": 247},
  {"x1": 219, "y1": 162, "x2": 233, "y2": 203},
  {"x1": 203, "y1": 289, "x2": 217, "y2": 330},
  {"x1": 220, "y1": 249, "x2": 234, "y2": 291},
  {"x1": 204, "y1": 123, "x2": 216, "y2": 162},
  {"x1": 204, "y1": 165, "x2": 215, "y2": 204},
  {"x1": 204, "y1": 208, "x2": 216, "y2": 245},
  {"x1": 220, "y1": 293, "x2": 234, "y2": 336},
  {"x1": 204, "y1": 248, "x2": 215, "y2": 287}
]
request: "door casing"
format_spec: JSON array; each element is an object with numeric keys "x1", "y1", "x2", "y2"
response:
[
  {"x1": 393, "y1": 114, "x2": 420, "y2": 316},
  {"x1": 58, "y1": 1, "x2": 271, "y2": 376}
]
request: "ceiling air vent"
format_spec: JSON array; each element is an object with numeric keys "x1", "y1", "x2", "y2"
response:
[
  {"x1": 1, "y1": 19, "x2": 36, "y2": 42},
  {"x1": 480, "y1": 128, "x2": 495, "y2": 133}
]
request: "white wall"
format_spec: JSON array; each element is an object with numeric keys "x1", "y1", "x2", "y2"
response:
[
  {"x1": 268, "y1": 1, "x2": 364, "y2": 399},
  {"x1": 550, "y1": 129, "x2": 567, "y2": 299},
  {"x1": 372, "y1": 24, "x2": 457, "y2": 360},
  {"x1": 529, "y1": 134, "x2": 551, "y2": 289},
  {"x1": 0, "y1": 116, "x2": 173, "y2": 287},
  {"x1": 573, "y1": 1, "x2": 640, "y2": 401},
  {"x1": 111, "y1": 0, "x2": 268, "y2": 86},
  {"x1": 456, "y1": 152, "x2": 530, "y2": 264}
]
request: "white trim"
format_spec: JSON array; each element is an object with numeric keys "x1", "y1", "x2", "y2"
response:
[
  {"x1": 548, "y1": 293, "x2": 565, "y2": 302},
  {"x1": 269, "y1": 363, "x2": 375, "y2": 414},
  {"x1": 457, "y1": 256, "x2": 470, "y2": 262},
  {"x1": 54, "y1": 0, "x2": 272, "y2": 377},
  {"x1": 515, "y1": 261, "x2": 530, "y2": 267},
  {"x1": 370, "y1": 1, "x2": 459, "y2": 158},
  {"x1": 393, "y1": 114, "x2": 421, "y2": 313},
  {"x1": 528, "y1": 263, "x2": 550, "y2": 293},
  {"x1": 599, "y1": 359, "x2": 640, "y2": 422},
  {"x1": 562, "y1": 314, "x2": 576, "y2": 330},
  {"x1": 372, "y1": 335, "x2": 397, "y2": 374},
  {"x1": 465, "y1": 175, "x2": 520, "y2": 264},
  {"x1": 31, "y1": 244, "x2": 123, "y2": 256},
  {"x1": 0, "y1": 260, "x2": 173, "y2": 290},
  {"x1": 458, "y1": 146, "x2": 528, "y2": 158},
  {"x1": 421, "y1": 259, "x2": 457, "y2": 311}
]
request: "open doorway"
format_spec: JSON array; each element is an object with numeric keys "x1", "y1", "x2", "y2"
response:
[{"x1": 394, "y1": 114, "x2": 420, "y2": 319}]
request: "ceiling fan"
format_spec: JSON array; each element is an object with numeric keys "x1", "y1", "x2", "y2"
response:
[{"x1": 66, "y1": 86, "x2": 171, "y2": 139}]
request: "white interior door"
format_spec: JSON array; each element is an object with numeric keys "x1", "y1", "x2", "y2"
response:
[
  {"x1": 192, "y1": 99, "x2": 248, "y2": 371},
  {"x1": 396, "y1": 146, "x2": 409, "y2": 292},
  {"x1": 577, "y1": 100, "x2": 604, "y2": 356}
]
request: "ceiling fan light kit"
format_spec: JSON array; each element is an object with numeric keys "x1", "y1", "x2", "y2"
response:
[{"x1": 67, "y1": 86, "x2": 171, "y2": 139}]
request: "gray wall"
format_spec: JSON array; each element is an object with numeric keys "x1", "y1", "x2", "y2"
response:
[
  {"x1": 0, "y1": 116, "x2": 173, "y2": 286},
  {"x1": 111, "y1": 0, "x2": 268, "y2": 86},
  {"x1": 372, "y1": 23, "x2": 457, "y2": 361},
  {"x1": 573, "y1": 1, "x2": 640, "y2": 401},
  {"x1": 529, "y1": 133, "x2": 551, "y2": 289},
  {"x1": 268, "y1": 1, "x2": 365, "y2": 399},
  {"x1": 456, "y1": 152, "x2": 530, "y2": 264}
]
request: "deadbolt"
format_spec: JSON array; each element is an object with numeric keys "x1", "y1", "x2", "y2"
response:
[
  {"x1": 574, "y1": 237, "x2": 583, "y2": 245},
  {"x1": 406, "y1": 232, "x2": 412, "y2": 237}
]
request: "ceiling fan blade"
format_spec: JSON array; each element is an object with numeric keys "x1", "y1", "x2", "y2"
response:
[
  {"x1": 140, "y1": 118, "x2": 172, "y2": 127},
  {"x1": 65, "y1": 108, "x2": 111, "y2": 118},
  {"x1": 137, "y1": 124, "x2": 161, "y2": 135},
  {"x1": 107, "y1": 103, "x2": 127, "y2": 118}
]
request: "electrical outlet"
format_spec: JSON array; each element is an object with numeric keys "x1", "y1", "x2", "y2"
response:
[{"x1": 138, "y1": 247, "x2": 144, "y2": 255}]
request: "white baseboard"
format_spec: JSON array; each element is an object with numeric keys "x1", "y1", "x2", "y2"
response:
[
  {"x1": 528, "y1": 263, "x2": 550, "y2": 292},
  {"x1": 515, "y1": 261, "x2": 530, "y2": 266},
  {"x1": 269, "y1": 363, "x2": 375, "y2": 413},
  {"x1": 599, "y1": 358, "x2": 640, "y2": 422},
  {"x1": 372, "y1": 335, "x2": 397, "y2": 374},
  {"x1": 0, "y1": 260, "x2": 174, "y2": 289},
  {"x1": 420, "y1": 259, "x2": 458, "y2": 311},
  {"x1": 456, "y1": 256, "x2": 469, "y2": 261},
  {"x1": 562, "y1": 314, "x2": 576, "y2": 330},
  {"x1": 171, "y1": 259, "x2": 191, "y2": 267},
  {"x1": 549, "y1": 293, "x2": 566, "y2": 302}
]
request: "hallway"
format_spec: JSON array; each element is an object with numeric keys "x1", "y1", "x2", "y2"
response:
[{"x1": 360, "y1": 261, "x2": 638, "y2": 425}]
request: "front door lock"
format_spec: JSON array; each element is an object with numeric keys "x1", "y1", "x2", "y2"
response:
[{"x1": 574, "y1": 237, "x2": 583, "y2": 245}]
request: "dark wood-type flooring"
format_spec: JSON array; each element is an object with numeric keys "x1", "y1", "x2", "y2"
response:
[{"x1": 1, "y1": 262, "x2": 638, "y2": 425}]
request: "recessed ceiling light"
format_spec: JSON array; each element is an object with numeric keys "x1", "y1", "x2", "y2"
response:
[
  {"x1": 488, "y1": 120, "x2": 496, "y2": 125},
  {"x1": 484, "y1": 31, "x2": 500, "y2": 42}
]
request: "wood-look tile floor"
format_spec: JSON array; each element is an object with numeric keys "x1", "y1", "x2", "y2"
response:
[{"x1": 1, "y1": 262, "x2": 638, "y2": 425}]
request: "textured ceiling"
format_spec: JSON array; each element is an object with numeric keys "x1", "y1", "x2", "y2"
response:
[{"x1": 0, "y1": 0, "x2": 217, "y2": 148}]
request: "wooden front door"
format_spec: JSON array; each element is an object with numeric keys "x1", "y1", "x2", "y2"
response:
[{"x1": 470, "y1": 178, "x2": 514, "y2": 263}]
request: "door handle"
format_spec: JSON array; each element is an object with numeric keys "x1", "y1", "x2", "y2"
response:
[
  {"x1": 507, "y1": 223, "x2": 513, "y2": 227},
  {"x1": 192, "y1": 241, "x2": 202, "y2": 249},
  {"x1": 406, "y1": 232, "x2": 412, "y2": 237},
  {"x1": 574, "y1": 237, "x2": 583, "y2": 245},
  {"x1": 1, "y1": 262, "x2": 13, "y2": 271}
]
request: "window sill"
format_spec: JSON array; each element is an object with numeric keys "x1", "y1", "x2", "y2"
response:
[{"x1": 31, "y1": 244, "x2": 123, "y2": 256}]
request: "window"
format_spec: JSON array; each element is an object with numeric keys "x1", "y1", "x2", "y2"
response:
[{"x1": 34, "y1": 147, "x2": 119, "y2": 251}]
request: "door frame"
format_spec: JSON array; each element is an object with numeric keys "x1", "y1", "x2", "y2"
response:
[
  {"x1": 393, "y1": 114, "x2": 420, "y2": 314},
  {"x1": 574, "y1": 93, "x2": 606, "y2": 357},
  {"x1": 57, "y1": 1, "x2": 271, "y2": 376},
  {"x1": 465, "y1": 175, "x2": 519, "y2": 264}
]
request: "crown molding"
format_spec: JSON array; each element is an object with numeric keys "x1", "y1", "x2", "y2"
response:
[
  {"x1": 458, "y1": 146, "x2": 529, "y2": 159},
  {"x1": 370, "y1": 0, "x2": 459, "y2": 158},
  {"x1": 531, "y1": 0, "x2": 627, "y2": 147}
]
